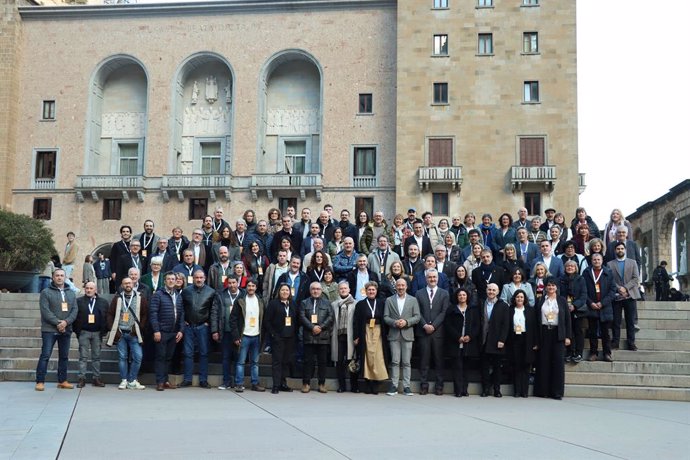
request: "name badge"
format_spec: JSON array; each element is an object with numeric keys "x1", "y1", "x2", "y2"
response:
[
  {"x1": 595, "y1": 284, "x2": 601, "y2": 293},
  {"x1": 546, "y1": 312, "x2": 556, "y2": 322},
  {"x1": 379, "y1": 266, "x2": 384, "y2": 274},
  {"x1": 221, "y1": 275, "x2": 227, "y2": 284},
  {"x1": 369, "y1": 318, "x2": 376, "y2": 329},
  {"x1": 514, "y1": 324, "x2": 523, "y2": 335},
  {"x1": 122, "y1": 312, "x2": 130, "y2": 322},
  {"x1": 285, "y1": 317, "x2": 292, "y2": 327},
  {"x1": 177, "y1": 253, "x2": 181, "y2": 260},
  {"x1": 88, "y1": 314, "x2": 95, "y2": 324},
  {"x1": 249, "y1": 317, "x2": 257, "y2": 328},
  {"x1": 187, "y1": 276, "x2": 194, "y2": 284},
  {"x1": 61, "y1": 302, "x2": 68, "y2": 312},
  {"x1": 258, "y1": 267, "x2": 263, "y2": 276},
  {"x1": 141, "y1": 250, "x2": 147, "y2": 257},
  {"x1": 311, "y1": 314, "x2": 318, "y2": 324},
  {"x1": 291, "y1": 287, "x2": 296, "y2": 297}
]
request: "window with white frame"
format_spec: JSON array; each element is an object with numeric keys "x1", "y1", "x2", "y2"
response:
[
  {"x1": 200, "y1": 141, "x2": 222, "y2": 175},
  {"x1": 353, "y1": 147, "x2": 377, "y2": 187},
  {"x1": 433, "y1": 0, "x2": 448, "y2": 8},
  {"x1": 42, "y1": 100, "x2": 56, "y2": 120},
  {"x1": 477, "y1": 0, "x2": 493, "y2": 7},
  {"x1": 523, "y1": 32, "x2": 538, "y2": 53},
  {"x1": 285, "y1": 140, "x2": 307, "y2": 174},
  {"x1": 433, "y1": 34, "x2": 449, "y2": 56},
  {"x1": 478, "y1": 33, "x2": 493, "y2": 55},
  {"x1": 523, "y1": 0, "x2": 539, "y2": 5},
  {"x1": 524, "y1": 81, "x2": 540, "y2": 102},
  {"x1": 117, "y1": 142, "x2": 141, "y2": 176}
]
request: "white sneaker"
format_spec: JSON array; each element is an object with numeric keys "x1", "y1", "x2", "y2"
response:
[
  {"x1": 127, "y1": 380, "x2": 145, "y2": 390},
  {"x1": 118, "y1": 379, "x2": 128, "y2": 390}
]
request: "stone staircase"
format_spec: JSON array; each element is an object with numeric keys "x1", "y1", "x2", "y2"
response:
[
  {"x1": 1, "y1": 293, "x2": 689, "y2": 400},
  {"x1": 564, "y1": 300, "x2": 690, "y2": 401}
]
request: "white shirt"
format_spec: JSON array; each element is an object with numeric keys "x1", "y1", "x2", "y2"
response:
[
  {"x1": 541, "y1": 297, "x2": 559, "y2": 326},
  {"x1": 243, "y1": 295, "x2": 260, "y2": 336},
  {"x1": 396, "y1": 295, "x2": 406, "y2": 315},
  {"x1": 513, "y1": 307, "x2": 526, "y2": 332}
]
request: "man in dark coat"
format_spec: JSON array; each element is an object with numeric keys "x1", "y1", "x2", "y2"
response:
[{"x1": 479, "y1": 282, "x2": 510, "y2": 397}]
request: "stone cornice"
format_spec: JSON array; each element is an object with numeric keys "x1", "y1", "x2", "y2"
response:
[{"x1": 19, "y1": 0, "x2": 396, "y2": 20}]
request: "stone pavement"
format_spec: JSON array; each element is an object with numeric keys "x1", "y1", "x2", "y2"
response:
[{"x1": 0, "y1": 382, "x2": 688, "y2": 460}]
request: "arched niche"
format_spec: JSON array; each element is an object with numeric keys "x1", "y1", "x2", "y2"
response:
[
  {"x1": 257, "y1": 49, "x2": 323, "y2": 175},
  {"x1": 170, "y1": 53, "x2": 234, "y2": 175},
  {"x1": 85, "y1": 55, "x2": 149, "y2": 176}
]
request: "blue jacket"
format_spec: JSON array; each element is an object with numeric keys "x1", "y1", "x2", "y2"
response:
[
  {"x1": 148, "y1": 289, "x2": 184, "y2": 334},
  {"x1": 332, "y1": 250, "x2": 359, "y2": 280},
  {"x1": 93, "y1": 259, "x2": 112, "y2": 279}
]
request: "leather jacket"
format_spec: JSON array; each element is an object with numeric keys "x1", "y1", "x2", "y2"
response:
[{"x1": 181, "y1": 283, "x2": 215, "y2": 325}]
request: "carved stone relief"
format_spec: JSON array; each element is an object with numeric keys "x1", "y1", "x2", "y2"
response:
[
  {"x1": 179, "y1": 137, "x2": 194, "y2": 175},
  {"x1": 101, "y1": 112, "x2": 146, "y2": 138},
  {"x1": 266, "y1": 108, "x2": 319, "y2": 135},
  {"x1": 182, "y1": 106, "x2": 229, "y2": 136},
  {"x1": 205, "y1": 75, "x2": 218, "y2": 104}
]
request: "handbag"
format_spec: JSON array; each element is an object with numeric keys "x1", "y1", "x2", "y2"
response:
[{"x1": 347, "y1": 350, "x2": 360, "y2": 374}]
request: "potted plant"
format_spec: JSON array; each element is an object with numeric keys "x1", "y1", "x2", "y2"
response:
[{"x1": 0, "y1": 208, "x2": 56, "y2": 291}]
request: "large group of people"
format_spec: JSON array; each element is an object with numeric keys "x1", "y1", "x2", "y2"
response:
[{"x1": 36, "y1": 205, "x2": 644, "y2": 399}]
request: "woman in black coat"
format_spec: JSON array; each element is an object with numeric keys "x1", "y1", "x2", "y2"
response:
[
  {"x1": 264, "y1": 283, "x2": 298, "y2": 394},
  {"x1": 559, "y1": 260, "x2": 588, "y2": 363},
  {"x1": 534, "y1": 277, "x2": 572, "y2": 400},
  {"x1": 444, "y1": 288, "x2": 480, "y2": 397},
  {"x1": 507, "y1": 290, "x2": 538, "y2": 397}
]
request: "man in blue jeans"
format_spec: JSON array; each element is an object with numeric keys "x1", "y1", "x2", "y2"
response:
[
  {"x1": 149, "y1": 272, "x2": 185, "y2": 391},
  {"x1": 180, "y1": 269, "x2": 215, "y2": 388},
  {"x1": 35, "y1": 268, "x2": 78, "y2": 391},
  {"x1": 230, "y1": 279, "x2": 266, "y2": 392},
  {"x1": 106, "y1": 278, "x2": 148, "y2": 390}
]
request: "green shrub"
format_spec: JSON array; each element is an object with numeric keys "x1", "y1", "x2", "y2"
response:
[{"x1": 0, "y1": 208, "x2": 56, "y2": 271}]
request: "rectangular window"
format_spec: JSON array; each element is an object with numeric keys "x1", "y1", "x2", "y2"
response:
[
  {"x1": 433, "y1": 0, "x2": 448, "y2": 8},
  {"x1": 189, "y1": 198, "x2": 208, "y2": 220},
  {"x1": 42, "y1": 100, "x2": 56, "y2": 120},
  {"x1": 353, "y1": 147, "x2": 377, "y2": 177},
  {"x1": 103, "y1": 198, "x2": 122, "y2": 221},
  {"x1": 200, "y1": 141, "x2": 221, "y2": 175},
  {"x1": 35, "y1": 151, "x2": 56, "y2": 179},
  {"x1": 523, "y1": 0, "x2": 539, "y2": 5},
  {"x1": 524, "y1": 81, "x2": 540, "y2": 102},
  {"x1": 432, "y1": 193, "x2": 449, "y2": 216},
  {"x1": 428, "y1": 138, "x2": 453, "y2": 167},
  {"x1": 358, "y1": 93, "x2": 373, "y2": 114},
  {"x1": 284, "y1": 141, "x2": 306, "y2": 174},
  {"x1": 33, "y1": 199, "x2": 52, "y2": 220},
  {"x1": 519, "y1": 137, "x2": 545, "y2": 166},
  {"x1": 523, "y1": 32, "x2": 538, "y2": 53},
  {"x1": 355, "y1": 197, "x2": 374, "y2": 219},
  {"x1": 525, "y1": 192, "x2": 541, "y2": 216},
  {"x1": 478, "y1": 33, "x2": 493, "y2": 55},
  {"x1": 118, "y1": 143, "x2": 140, "y2": 175},
  {"x1": 279, "y1": 197, "x2": 297, "y2": 216},
  {"x1": 477, "y1": 0, "x2": 493, "y2": 6},
  {"x1": 433, "y1": 82, "x2": 448, "y2": 104},
  {"x1": 433, "y1": 34, "x2": 449, "y2": 56}
]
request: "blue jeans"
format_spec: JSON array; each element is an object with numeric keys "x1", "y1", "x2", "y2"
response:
[
  {"x1": 221, "y1": 334, "x2": 239, "y2": 385},
  {"x1": 117, "y1": 333, "x2": 143, "y2": 382},
  {"x1": 36, "y1": 332, "x2": 71, "y2": 383},
  {"x1": 183, "y1": 323, "x2": 210, "y2": 383},
  {"x1": 235, "y1": 334, "x2": 261, "y2": 386}
]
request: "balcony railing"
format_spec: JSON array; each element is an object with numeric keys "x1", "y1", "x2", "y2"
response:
[
  {"x1": 162, "y1": 174, "x2": 232, "y2": 189},
  {"x1": 510, "y1": 165, "x2": 556, "y2": 191},
  {"x1": 76, "y1": 175, "x2": 144, "y2": 189},
  {"x1": 353, "y1": 176, "x2": 377, "y2": 188},
  {"x1": 417, "y1": 166, "x2": 463, "y2": 191},
  {"x1": 32, "y1": 178, "x2": 56, "y2": 190},
  {"x1": 250, "y1": 173, "x2": 322, "y2": 202}
]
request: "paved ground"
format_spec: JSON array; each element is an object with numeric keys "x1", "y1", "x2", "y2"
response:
[{"x1": 1, "y1": 382, "x2": 688, "y2": 460}]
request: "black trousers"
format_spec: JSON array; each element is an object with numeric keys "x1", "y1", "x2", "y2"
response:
[
  {"x1": 567, "y1": 315, "x2": 587, "y2": 356},
  {"x1": 154, "y1": 331, "x2": 177, "y2": 384},
  {"x1": 336, "y1": 334, "x2": 358, "y2": 390},
  {"x1": 303, "y1": 343, "x2": 328, "y2": 385},
  {"x1": 451, "y1": 350, "x2": 470, "y2": 395},
  {"x1": 535, "y1": 326, "x2": 565, "y2": 398},
  {"x1": 418, "y1": 334, "x2": 445, "y2": 388},
  {"x1": 271, "y1": 335, "x2": 294, "y2": 388},
  {"x1": 588, "y1": 317, "x2": 612, "y2": 354},
  {"x1": 480, "y1": 350, "x2": 503, "y2": 392},
  {"x1": 612, "y1": 299, "x2": 637, "y2": 347},
  {"x1": 511, "y1": 335, "x2": 530, "y2": 397}
]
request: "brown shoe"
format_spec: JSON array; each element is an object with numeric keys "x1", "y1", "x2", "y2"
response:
[
  {"x1": 318, "y1": 384, "x2": 328, "y2": 394},
  {"x1": 251, "y1": 384, "x2": 266, "y2": 392},
  {"x1": 588, "y1": 353, "x2": 598, "y2": 361},
  {"x1": 604, "y1": 354, "x2": 614, "y2": 362},
  {"x1": 164, "y1": 382, "x2": 177, "y2": 389},
  {"x1": 435, "y1": 388, "x2": 444, "y2": 396},
  {"x1": 77, "y1": 378, "x2": 86, "y2": 388},
  {"x1": 301, "y1": 384, "x2": 310, "y2": 393},
  {"x1": 35, "y1": 382, "x2": 45, "y2": 392},
  {"x1": 92, "y1": 378, "x2": 105, "y2": 388},
  {"x1": 156, "y1": 383, "x2": 165, "y2": 391},
  {"x1": 57, "y1": 381, "x2": 74, "y2": 389}
]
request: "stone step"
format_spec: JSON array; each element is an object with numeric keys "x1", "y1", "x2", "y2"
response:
[
  {"x1": 619, "y1": 329, "x2": 690, "y2": 340},
  {"x1": 565, "y1": 360, "x2": 690, "y2": 375},
  {"x1": 636, "y1": 319, "x2": 690, "y2": 330},
  {"x1": 0, "y1": 357, "x2": 120, "y2": 371},
  {"x1": 565, "y1": 372, "x2": 690, "y2": 388},
  {"x1": 0, "y1": 318, "x2": 42, "y2": 327},
  {"x1": 0, "y1": 337, "x2": 80, "y2": 348},
  {"x1": 637, "y1": 301, "x2": 690, "y2": 311},
  {"x1": 637, "y1": 310, "x2": 689, "y2": 320},
  {"x1": 0, "y1": 309, "x2": 44, "y2": 319},
  {"x1": 0, "y1": 293, "x2": 40, "y2": 302},
  {"x1": 629, "y1": 339, "x2": 690, "y2": 351},
  {"x1": 0, "y1": 347, "x2": 84, "y2": 359},
  {"x1": 599, "y1": 350, "x2": 690, "y2": 363},
  {"x1": 564, "y1": 384, "x2": 690, "y2": 402},
  {"x1": 0, "y1": 327, "x2": 45, "y2": 337}
]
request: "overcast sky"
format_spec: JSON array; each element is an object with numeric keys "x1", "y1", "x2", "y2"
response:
[{"x1": 577, "y1": 0, "x2": 690, "y2": 226}]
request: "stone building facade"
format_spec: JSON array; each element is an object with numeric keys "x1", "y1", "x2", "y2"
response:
[{"x1": 4, "y1": 0, "x2": 581, "y2": 272}]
